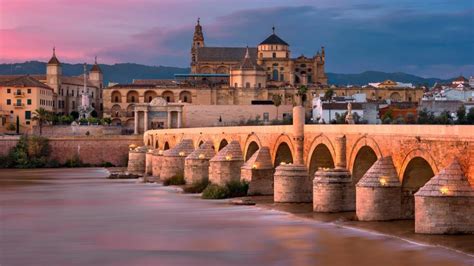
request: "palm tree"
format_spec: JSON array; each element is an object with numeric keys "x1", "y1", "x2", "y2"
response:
[
  {"x1": 32, "y1": 108, "x2": 50, "y2": 135},
  {"x1": 272, "y1": 94, "x2": 282, "y2": 120}
]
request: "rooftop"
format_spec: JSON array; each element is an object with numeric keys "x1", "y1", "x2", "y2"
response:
[{"x1": 0, "y1": 75, "x2": 52, "y2": 90}]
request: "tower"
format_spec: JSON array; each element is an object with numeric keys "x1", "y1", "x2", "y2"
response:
[
  {"x1": 191, "y1": 18, "x2": 205, "y2": 67},
  {"x1": 89, "y1": 56, "x2": 103, "y2": 89},
  {"x1": 46, "y1": 47, "x2": 62, "y2": 94}
]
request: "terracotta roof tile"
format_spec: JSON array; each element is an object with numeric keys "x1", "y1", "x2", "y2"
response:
[{"x1": 0, "y1": 75, "x2": 52, "y2": 90}]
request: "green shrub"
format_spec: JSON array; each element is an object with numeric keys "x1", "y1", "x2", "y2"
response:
[
  {"x1": 100, "y1": 161, "x2": 115, "y2": 167},
  {"x1": 201, "y1": 184, "x2": 230, "y2": 199},
  {"x1": 64, "y1": 155, "x2": 84, "y2": 168},
  {"x1": 201, "y1": 180, "x2": 249, "y2": 199},
  {"x1": 226, "y1": 180, "x2": 249, "y2": 198},
  {"x1": 183, "y1": 179, "x2": 209, "y2": 193},
  {"x1": 163, "y1": 174, "x2": 185, "y2": 186},
  {"x1": 45, "y1": 159, "x2": 61, "y2": 168}
]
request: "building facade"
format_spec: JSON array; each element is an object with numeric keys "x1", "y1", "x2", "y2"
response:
[
  {"x1": 0, "y1": 76, "x2": 54, "y2": 133},
  {"x1": 191, "y1": 20, "x2": 327, "y2": 87}
]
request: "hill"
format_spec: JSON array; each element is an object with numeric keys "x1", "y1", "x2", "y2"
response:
[{"x1": 0, "y1": 61, "x2": 450, "y2": 86}]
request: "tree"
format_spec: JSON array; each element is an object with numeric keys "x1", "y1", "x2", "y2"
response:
[
  {"x1": 272, "y1": 94, "x2": 282, "y2": 120},
  {"x1": 417, "y1": 108, "x2": 435, "y2": 124},
  {"x1": 296, "y1": 85, "x2": 308, "y2": 106},
  {"x1": 324, "y1": 89, "x2": 334, "y2": 101},
  {"x1": 466, "y1": 107, "x2": 474, "y2": 124},
  {"x1": 32, "y1": 108, "x2": 50, "y2": 135},
  {"x1": 435, "y1": 110, "x2": 453, "y2": 125},
  {"x1": 456, "y1": 106, "x2": 466, "y2": 124},
  {"x1": 70, "y1": 111, "x2": 79, "y2": 120}
]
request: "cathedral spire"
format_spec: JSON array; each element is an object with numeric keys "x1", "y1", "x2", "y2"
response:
[{"x1": 244, "y1": 46, "x2": 250, "y2": 59}]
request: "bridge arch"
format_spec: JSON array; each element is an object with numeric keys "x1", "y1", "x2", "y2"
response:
[
  {"x1": 244, "y1": 134, "x2": 262, "y2": 161},
  {"x1": 272, "y1": 134, "x2": 294, "y2": 166},
  {"x1": 217, "y1": 138, "x2": 228, "y2": 151},
  {"x1": 351, "y1": 146, "x2": 379, "y2": 185},
  {"x1": 400, "y1": 149, "x2": 437, "y2": 219},
  {"x1": 348, "y1": 136, "x2": 383, "y2": 177},
  {"x1": 306, "y1": 135, "x2": 336, "y2": 177}
]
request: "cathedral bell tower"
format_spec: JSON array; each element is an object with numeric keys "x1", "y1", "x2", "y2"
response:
[
  {"x1": 191, "y1": 18, "x2": 205, "y2": 67},
  {"x1": 46, "y1": 47, "x2": 62, "y2": 94}
]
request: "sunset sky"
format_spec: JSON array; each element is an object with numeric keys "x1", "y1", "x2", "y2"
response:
[{"x1": 0, "y1": 0, "x2": 473, "y2": 78}]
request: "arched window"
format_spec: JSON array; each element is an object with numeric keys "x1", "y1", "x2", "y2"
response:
[
  {"x1": 114, "y1": 96, "x2": 119, "y2": 102},
  {"x1": 272, "y1": 69, "x2": 279, "y2": 81},
  {"x1": 131, "y1": 96, "x2": 135, "y2": 103}
]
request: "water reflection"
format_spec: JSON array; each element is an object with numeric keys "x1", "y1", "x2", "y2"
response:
[{"x1": 0, "y1": 169, "x2": 472, "y2": 266}]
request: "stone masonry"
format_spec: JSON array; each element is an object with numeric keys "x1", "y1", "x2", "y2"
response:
[
  {"x1": 184, "y1": 140, "x2": 215, "y2": 184},
  {"x1": 415, "y1": 159, "x2": 474, "y2": 234},
  {"x1": 356, "y1": 156, "x2": 401, "y2": 221},
  {"x1": 241, "y1": 146, "x2": 274, "y2": 195},
  {"x1": 209, "y1": 140, "x2": 244, "y2": 186},
  {"x1": 160, "y1": 139, "x2": 195, "y2": 181}
]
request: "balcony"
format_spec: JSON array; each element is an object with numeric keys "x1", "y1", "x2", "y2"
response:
[
  {"x1": 13, "y1": 91, "x2": 25, "y2": 98},
  {"x1": 13, "y1": 103, "x2": 25, "y2": 109}
]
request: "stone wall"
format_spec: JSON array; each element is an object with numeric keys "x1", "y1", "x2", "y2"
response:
[
  {"x1": 32, "y1": 125, "x2": 123, "y2": 137},
  {"x1": 183, "y1": 104, "x2": 293, "y2": 128},
  {"x1": 0, "y1": 135, "x2": 143, "y2": 166}
]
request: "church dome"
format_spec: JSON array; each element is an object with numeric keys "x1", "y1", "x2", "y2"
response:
[{"x1": 259, "y1": 27, "x2": 289, "y2": 46}]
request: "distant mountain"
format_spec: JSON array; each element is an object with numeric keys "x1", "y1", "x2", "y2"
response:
[
  {"x1": 326, "y1": 71, "x2": 449, "y2": 86},
  {"x1": 0, "y1": 61, "x2": 451, "y2": 86},
  {"x1": 0, "y1": 61, "x2": 190, "y2": 85}
]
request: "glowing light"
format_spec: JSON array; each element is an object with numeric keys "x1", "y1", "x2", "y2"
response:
[
  {"x1": 379, "y1": 177, "x2": 387, "y2": 186},
  {"x1": 252, "y1": 163, "x2": 258, "y2": 169},
  {"x1": 129, "y1": 144, "x2": 137, "y2": 151},
  {"x1": 198, "y1": 153, "x2": 205, "y2": 159},
  {"x1": 440, "y1": 187, "x2": 449, "y2": 195},
  {"x1": 158, "y1": 150, "x2": 164, "y2": 155},
  {"x1": 179, "y1": 151, "x2": 185, "y2": 157},
  {"x1": 225, "y1": 155, "x2": 232, "y2": 161},
  {"x1": 148, "y1": 149, "x2": 153, "y2": 153},
  {"x1": 280, "y1": 162, "x2": 286, "y2": 165}
]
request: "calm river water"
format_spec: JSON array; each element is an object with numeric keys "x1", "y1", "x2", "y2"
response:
[{"x1": 1, "y1": 168, "x2": 473, "y2": 266}]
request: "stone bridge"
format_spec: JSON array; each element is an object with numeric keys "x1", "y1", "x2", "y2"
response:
[
  {"x1": 136, "y1": 114, "x2": 474, "y2": 234},
  {"x1": 144, "y1": 124, "x2": 474, "y2": 184}
]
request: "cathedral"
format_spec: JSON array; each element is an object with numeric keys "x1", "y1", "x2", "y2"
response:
[{"x1": 190, "y1": 19, "x2": 328, "y2": 87}]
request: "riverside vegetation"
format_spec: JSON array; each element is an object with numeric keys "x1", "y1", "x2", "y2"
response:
[{"x1": 0, "y1": 135, "x2": 114, "y2": 168}]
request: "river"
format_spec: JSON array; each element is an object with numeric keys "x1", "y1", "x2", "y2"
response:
[{"x1": 1, "y1": 168, "x2": 473, "y2": 266}]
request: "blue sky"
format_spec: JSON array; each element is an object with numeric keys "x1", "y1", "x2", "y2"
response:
[{"x1": 1, "y1": 0, "x2": 473, "y2": 78}]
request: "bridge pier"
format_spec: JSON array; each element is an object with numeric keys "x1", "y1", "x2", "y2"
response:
[
  {"x1": 415, "y1": 159, "x2": 474, "y2": 234},
  {"x1": 356, "y1": 156, "x2": 401, "y2": 221},
  {"x1": 184, "y1": 141, "x2": 215, "y2": 184},
  {"x1": 151, "y1": 150, "x2": 163, "y2": 180},
  {"x1": 127, "y1": 146, "x2": 147, "y2": 176},
  {"x1": 144, "y1": 149, "x2": 154, "y2": 182},
  {"x1": 160, "y1": 139, "x2": 195, "y2": 182},
  {"x1": 274, "y1": 104, "x2": 312, "y2": 203},
  {"x1": 241, "y1": 147, "x2": 274, "y2": 195},
  {"x1": 209, "y1": 140, "x2": 244, "y2": 186},
  {"x1": 313, "y1": 136, "x2": 354, "y2": 212}
]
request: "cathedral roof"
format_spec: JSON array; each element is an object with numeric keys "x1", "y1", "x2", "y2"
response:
[
  {"x1": 197, "y1": 47, "x2": 257, "y2": 62},
  {"x1": 48, "y1": 48, "x2": 61, "y2": 65},
  {"x1": 90, "y1": 57, "x2": 102, "y2": 73},
  {"x1": 48, "y1": 55, "x2": 60, "y2": 65},
  {"x1": 238, "y1": 47, "x2": 265, "y2": 71},
  {"x1": 260, "y1": 33, "x2": 289, "y2": 46},
  {"x1": 0, "y1": 75, "x2": 52, "y2": 90}
]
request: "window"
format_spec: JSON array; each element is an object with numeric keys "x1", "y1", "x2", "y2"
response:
[
  {"x1": 27, "y1": 99, "x2": 32, "y2": 105},
  {"x1": 26, "y1": 121, "x2": 30, "y2": 125},
  {"x1": 280, "y1": 74, "x2": 284, "y2": 81},
  {"x1": 263, "y1": 112, "x2": 269, "y2": 122},
  {"x1": 148, "y1": 96, "x2": 153, "y2": 102},
  {"x1": 272, "y1": 69, "x2": 278, "y2": 81},
  {"x1": 272, "y1": 52, "x2": 276, "y2": 58},
  {"x1": 245, "y1": 82, "x2": 250, "y2": 88},
  {"x1": 114, "y1": 96, "x2": 119, "y2": 102},
  {"x1": 16, "y1": 89, "x2": 21, "y2": 95},
  {"x1": 234, "y1": 83, "x2": 238, "y2": 87},
  {"x1": 25, "y1": 111, "x2": 31, "y2": 120},
  {"x1": 183, "y1": 96, "x2": 188, "y2": 102},
  {"x1": 131, "y1": 96, "x2": 135, "y2": 102},
  {"x1": 6, "y1": 99, "x2": 11, "y2": 105},
  {"x1": 72, "y1": 90, "x2": 74, "y2": 96},
  {"x1": 166, "y1": 96, "x2": 171, "y2": 102},
  {"x1": 258, "y1": 83, "x2": 262, "y2": 88},
  {"x1": 259, "y1": 53, "x2": 263, "y2": 58},
  {"x1": 286, "y1": 52, "x2": 289, "y2": 58},
  {"x1": 72, "y1": 101, "x2": 75, "y2": 109},
  {"x1": 16, "y1": 99, "x2": 21, "y2": 106},
  {"x1": 27, "y1": 89, "x2": 31, "y2": 94}
]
